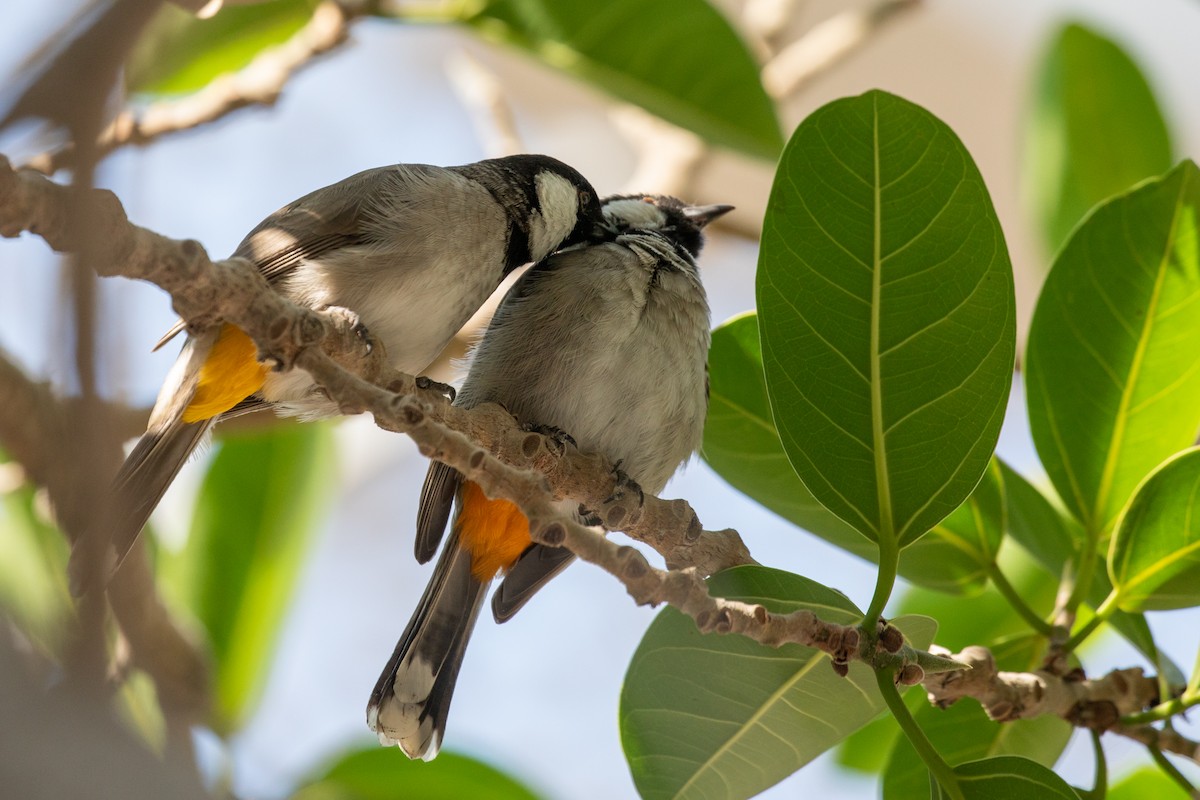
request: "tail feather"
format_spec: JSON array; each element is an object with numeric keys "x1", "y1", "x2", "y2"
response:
[
  {"x1": 109, "y1": 418, "x2": 214, "y2": 567},
  {"x1": 367, "y1": 531, "x2": 487, "y2": 761},
  {"x1": 71, "y1": 329, "x2": 219, "y2": 595}
]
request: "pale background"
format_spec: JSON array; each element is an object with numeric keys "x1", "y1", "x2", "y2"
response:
[{"x1": 2, "y1": 1, "x2": 1200, "y2": 797}]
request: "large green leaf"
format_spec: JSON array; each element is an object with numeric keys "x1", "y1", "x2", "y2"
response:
[
  {"x1": 703, "y1": 312, "x2": 1004, "y2": 594},
  {"x1": 127, "y1": 0, "x2": 319, "y2": 95},
  {"x1": 464, "y1": 0, "x2": 782, "y2": 160},
  {"x1": 933, "y1": 756, "x2": 1078, "y2": 799},
  {"x1": 1025, "y1": 23, "x2": 1172, "y2": 252},
  {"x1": 291, "y1": 747, "x2": 543, "y2": 800},
  {"x1": 1109, "y1": 447, "x2": 1200, "y2": 611},
  {"x1": 1025, "y1": 160, "x2": 1200, "y2": 539},
  {"x1": 883, "y1": 702, "x2": 1071, "y2": 800},
  {"x1": 165, "y1": 422, "x2": 335, "y2": 732},
  {"x1": 757, "y1": 89, "x2": 1015, "y2": 549},
  {"x1": 620, "y1": 565, "x2": 934, "y2": 800},
  {"x1": 702, "y1": 311, "x2": 874, "y2": 556}
]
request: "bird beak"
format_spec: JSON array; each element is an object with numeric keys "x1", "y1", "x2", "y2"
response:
[{"x1": 683, "y1": 204, "x2": 735, "y2": 228}]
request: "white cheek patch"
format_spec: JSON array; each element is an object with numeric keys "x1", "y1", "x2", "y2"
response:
[
  {"x1": 603, "y1": 199, "x2": 667, "y2": 230},
  {"x1": 529, "y1": 171, "x2": 581, "y2": 261}
]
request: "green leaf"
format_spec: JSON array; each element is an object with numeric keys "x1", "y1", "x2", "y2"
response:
[
  {"x1": 1025, "y1": 160, "x2": 1200, "y2": 539},
  {"x1": 1025, "y1": 22, "x2": 1172, "y2": 252},
  {"x1": 1109, "y1": 447, "x2": 1200, "y2": 611},
  {"x1": 884, "y1": 703, "x2": 1071, "y2": 800},
  {"x1": 620, "y1": 565, "x2": 935, "y2": 800},
  {"x1": 756, "y1": 89, "x2": 1016, "y2": 549},
  {"x1": 127, "y1": 0, "x2": 319, "y2": 95},
  {"x1": 0, "y1": 457, "x2": 71, "y2": 650},
  {"x1": 1108, "y1": 767, "x2": 1191, "y2": 800},
  {"x1": 934, "y1": 756, "x2": 1078, "y2": 799},
  {"x1": 166, "y1": 422, "x2": 335, "y2": 733},
  {"x1": 464, "y1": 0, "x2": 782, "y2": 159},
  {"x1": 999, "y1": 462, "x2": 1181, "y2": 683},
  {"x1": 835, "y1": 687, "x2": 922, "y2": 775},
  {"x1": 702, "y1": 312, "x2": 873, "y2": 554},
  {"x1": 998, "y1": 461, "x2": 1083, "y2": 572},
  {"x1": 898, "y1": 548, "x2": 1054, "y2": 660},
  {"x1": 291, "y1": 747, "x2": 544, "y2": 800},
  {"x1": 900, "y1": 460, "x2": 1004, "y2": 595},
  {"x1": 704, "y1": 312, "x2": 1005, "y2": 594}
]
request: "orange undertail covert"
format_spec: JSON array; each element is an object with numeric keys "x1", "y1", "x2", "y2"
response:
[
  {"x1": 181, "y1": 324, "x2": 269, "y2": 423},
  {"x1": 456, "y1": 480, "x2": 532, "y2": 581}
]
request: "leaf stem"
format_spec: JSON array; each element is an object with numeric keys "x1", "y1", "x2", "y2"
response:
[
  {"x1": 1063, "y1": 528, "x2": 1100, "y2": 618},
  {"x1": 1062, "y1": 589, "x2": 1120, "y2": 652},
  {"x1": 1088, "y1": 730, "x2": 1107, "y2": 800},
  {"x1": 988, "y1": 563, "x2": 1054, "y2": 636},
  {"x1": 1148, "y1": 744, "x2": 1197, "y2": 796},
  {"x1": 1121, "y1": 692, "x2": 1200, "y2": 726},
  {"x1": 875, "y1": 669, "x2": 963, "y2": 800},
  {"x1": 865, "y1": 534, "x2": 899, "y2": 630}
]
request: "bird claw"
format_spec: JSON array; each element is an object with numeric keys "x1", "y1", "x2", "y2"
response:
[
  {"x1": 521, "y1": 423, "x2": 578, "y2": 452},
  {"x1": 415, "y1": 375, "x2": 456, "y2": 402},
  {"x1": 605, "y1": 462, "x2": 645, "y2": 507}
]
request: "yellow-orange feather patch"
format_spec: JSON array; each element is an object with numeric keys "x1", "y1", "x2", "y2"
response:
[
  {"x1": 456, "y1": 480, "x2": 532, "y2": 581},
  {"x1": 181, "y1": 324, "x2": 269, "y2": 423}
]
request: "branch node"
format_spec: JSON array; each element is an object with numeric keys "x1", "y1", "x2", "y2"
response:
[
  {"x1": 540, "y1": 521, "x2": 566, "y2": 548},
  {"x1": 898, "y1": 663, "x2": 925, "y2": 686},
  {"x1": 878, "y1": 623, "x2": 904, "y2": 653}
]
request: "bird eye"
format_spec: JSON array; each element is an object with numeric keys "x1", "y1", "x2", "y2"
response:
[{"x1": 578, "y1": 189, "x2": 592, "y2": 205}]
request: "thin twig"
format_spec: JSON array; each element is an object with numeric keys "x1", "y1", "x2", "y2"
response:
[
  {"x1": 761, "y1": 0, "x2": 920, "y2": 101},
  {"x1": 26, "y1": 1, "x2": 363, "y2": 174}
]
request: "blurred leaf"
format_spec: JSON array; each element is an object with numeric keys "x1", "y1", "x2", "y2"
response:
[
  {"x1": 757, "y1": 89, "x2": 1015, "y2": 550},
  {"x1": 703, "y1": 313, "x2": 1006, "y2": 594},
  {"x1": 835, "y1": 688, "x2": 922, "y2": 775},
  {"x1": 933, "y1": 756, "x2": 1078, "y2": 799},
  {"x1": 169, "y1": 422, "x2": 335, "y2": 733},
  {"x1": 620, "y1": 565, "x2": 935, "y2": 800},
  {"x1": 292, "y1": 747, "x2": 544, "y2": 800},
  {"x1": 898, "y1": 547, "x2": 1055, "y2": 658},
  {"x1": 1109, "y1": 447, "x2": 1200, "y2": 611},
  {"x1": 998, "y1": 460, "x2": 1083, "y2": 571},
  {"x1": 1108, "y1": 767, "x2": 1191, "y2": 800},
  {"x1": 116, "y1": 670, "x2": 166, "y2": 754},
  {"x1": 0, "y1": 457, "x2": 71, "y2": 649},
  {"x1": 464, "y1": 0, "x2": 782, "y2": 159},
  {"x1": 1026, "y1": 22, "x2": 1172, "y2": 252},
  {"x1": 883, "y1": 702, "x2": 1071, "y2": 800},
  {"x1": 900, "y1": 460, "x2": 1004, "y2": 595},
  {"x1": 127, "y1": 0, "x2": 318, "y2": 95},
  {"x1": 1025, "y1": 160, "x2": 1200, "y2": 539}
]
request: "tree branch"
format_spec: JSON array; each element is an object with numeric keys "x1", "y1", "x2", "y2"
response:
[
  {"x1": 14, "y1": 153, "x2": 1195, "y2": 770},
  {"x1": 923, "y1": 644, "x2": 1200, "y2": 765},
  {"x1": 761, "y1": 0, "x2": 920, "y2": 101},
  {"x1": 26, "y1": 0, "x2": 364, "y2": 174}
]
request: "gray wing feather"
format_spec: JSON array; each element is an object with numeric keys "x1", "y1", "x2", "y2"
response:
[
  {"x1": 491, "y1": 543, "x2": 575, "y2": 623},
  {"x1": 415, "y1": 461, "x2": 460, "y2": 564},
  {"x1": 153, "y1": 167, "x2": 390, "y2": 350}
]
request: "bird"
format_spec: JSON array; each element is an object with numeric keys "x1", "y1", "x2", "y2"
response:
[
  {"x1": 90, "y1": 154, "x2": 604, "y2": 589},
  {"x1": 366, "y1": 192, "x2": 732, "y2": 760}
]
